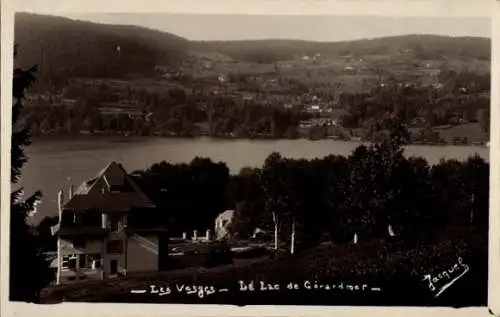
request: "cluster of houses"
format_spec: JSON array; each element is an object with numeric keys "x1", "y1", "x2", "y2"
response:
[
  {"x1": 26, "y1": 94, "x2": 77, "y2": 108},
  {"x1": 299, "y1": 118, "x2": 340, "y2": 129},
  {"x1": 49, "y1": 161, "x2": 240, "y2": 285}
]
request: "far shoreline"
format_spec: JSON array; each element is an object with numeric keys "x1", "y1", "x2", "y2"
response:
[{"x1": 30, "y1": 134, "x2": 489, "y2": 149}]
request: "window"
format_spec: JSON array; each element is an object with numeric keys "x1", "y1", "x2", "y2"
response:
[
  {"x1": 85, "y1": 254, "x2": 101, "y2": 269},
  {"x1": 109, "y1": 219, "x2": 119, "y2": 231},
  {"x1": 108, "y1": 215, "x2": 122, "y2": 232},
  {"x1": 73, "y1": 213, "x2": 82, "y2": 225},
  {"x1": 106, "y1": 240, "x2": 123, "y2": 254},
  {"x1": 82, "y1": 209, "x2": 102, "y2": 227},
  {"x1": 78, "y1": 254, "x2": 86, "y2": 268},
  {"x1": 61, "y1": 210, "x2": 75, "y2": 226},
  {"x1": 73, "y1": 238, "x2": 86, "y2": 248},
  {"x1": 62, "y1": 256, "x2": 70, "y2": 271},
  {"x1": 68, "y1": 258, "x2": 77, "y2": 269},
  {"x1": 92, "y1": 259, "x2": 101, "y2": 269}
]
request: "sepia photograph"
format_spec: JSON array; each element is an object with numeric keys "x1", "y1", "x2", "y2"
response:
[{"x1": 3, "y1": 2, "x2": 495, "y2": 312}]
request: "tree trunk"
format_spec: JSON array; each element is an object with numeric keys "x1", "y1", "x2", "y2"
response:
[
  {"x1": 388, "y1": 224, "x2": 395, "y2": 237},
  {"x1": 290, "y1": 217, "x2": 296, "y2": 255},
  {"x1": 273, "y1": 211, "x2": 279, "y2": 252},
  {"x1": 470, "y1": 193, "x2": 475, "y2": 225}
]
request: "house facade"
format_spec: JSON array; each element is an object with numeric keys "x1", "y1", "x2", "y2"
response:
[{"x1": 51, "y1": 161, "x2": 168, "y2": 285}]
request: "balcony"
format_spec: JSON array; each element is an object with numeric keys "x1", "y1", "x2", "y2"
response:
[{"x1": 106, "y1": 240, "x2": 124, "y2": 254}]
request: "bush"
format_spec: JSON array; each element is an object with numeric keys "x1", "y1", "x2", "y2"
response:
[
  {"x1": 232, "y1": 246, "x2": 270, "y2": 259},
  {"x1": 204, "y1": 242, "x2": 233, "y2": 268}
]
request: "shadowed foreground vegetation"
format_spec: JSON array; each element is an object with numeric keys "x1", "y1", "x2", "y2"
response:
[{"x1": 41, "y1": 226, "x2": 486, "y2": 306}]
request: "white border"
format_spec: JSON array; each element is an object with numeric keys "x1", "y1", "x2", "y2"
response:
[
  {"x1": 8, "y1": 0, "x2": 494, "y2": 17},
  {"x1": 0, "y1": 0, "x2": 497, "y2": 316},
  {"x1": 489, "y1": 0, "x2": 500, "y2": 315}
]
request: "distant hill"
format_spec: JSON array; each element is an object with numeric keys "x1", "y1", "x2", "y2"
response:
[
  {"x1": 14, "y1": 13, "x2": 190, "y2": 88},
  {"x1": 14, "y1": 13, "x2": 490, "y2": 90},
  {"x1": 194, "y1": 35, "x2": 491, "y2": 63}
]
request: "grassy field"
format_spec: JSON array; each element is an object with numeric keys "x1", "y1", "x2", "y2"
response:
[{"x1": 434, "y1": 123, "x2": 488, "y2": 143}]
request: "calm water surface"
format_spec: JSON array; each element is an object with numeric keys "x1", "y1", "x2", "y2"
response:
[{"x1": 20, "y1": 136, "x2": 489, "y2": 223}]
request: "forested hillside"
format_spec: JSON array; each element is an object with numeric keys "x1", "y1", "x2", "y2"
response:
[
  {"x1": 14, "y1": 13, "x2": 190, "y2": 91},
  {"x1": 194, "y1": 35, "x2": 490, "y2": 63}
]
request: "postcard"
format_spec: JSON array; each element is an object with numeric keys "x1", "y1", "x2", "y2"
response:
[{"x1": 1, "y1": 0, "x2": 498, "y2": 316}]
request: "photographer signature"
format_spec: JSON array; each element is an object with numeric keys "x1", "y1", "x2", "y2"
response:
[{"x1": 422, "y1": 256, "x2": 469, "y2": 298}]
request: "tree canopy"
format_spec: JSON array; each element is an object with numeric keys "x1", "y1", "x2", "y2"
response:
[{"x1": 10, "y1": 46, "x2": 54, "y2": 302}]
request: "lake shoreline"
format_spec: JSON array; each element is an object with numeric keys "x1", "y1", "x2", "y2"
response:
[{"x1": 31, "y1": 134, "x2": 489, "y2": 149}]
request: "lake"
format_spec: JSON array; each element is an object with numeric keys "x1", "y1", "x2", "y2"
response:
[{"x1": 19, "y1": 136, "x2": 489, "y2": 223}]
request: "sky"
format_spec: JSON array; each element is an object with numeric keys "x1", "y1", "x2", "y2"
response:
[{"x1": 61, "y1": 13, "x2": 491, "y2": 42}]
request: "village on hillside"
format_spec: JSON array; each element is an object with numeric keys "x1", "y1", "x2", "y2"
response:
[{"x1": 24, "y1": 52, "x2": 490, "y2": 145}]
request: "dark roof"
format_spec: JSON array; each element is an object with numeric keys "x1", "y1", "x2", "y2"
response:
[
  {"x1": 64, "y1": 161, "x2": 155, "y2": 212},
  {"x1": 58, "y1": 227, "x2": 107, "y2": 237},
  {"x1": 65, "y1": 193, "x2": 155, "y2": 212}
]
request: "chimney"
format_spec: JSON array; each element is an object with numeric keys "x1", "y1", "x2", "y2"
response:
[
  {"x1": 182, "y1": 232, "x2": 187, "y2": 240},
  {"x1": 102, "y1": 213, "x2": 108, "y2": 229},
  {"x1": 57, "y1": 189, "x2": 64, "y2": 223},
  {"x1": 69, "y1": 184, "x2": 74, "y2": 200},
  {"x1": 193, "y1": 230, "x2": 198, "y2": 241}
]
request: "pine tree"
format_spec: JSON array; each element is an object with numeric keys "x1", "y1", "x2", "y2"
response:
[{"x1": 10, "y1": 45, "x2": 54, "y2": 302}]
